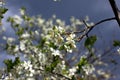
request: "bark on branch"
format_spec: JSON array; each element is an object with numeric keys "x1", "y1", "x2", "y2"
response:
[{"x1": 109, "y1": 0, "x2": 120, "y2": 27}]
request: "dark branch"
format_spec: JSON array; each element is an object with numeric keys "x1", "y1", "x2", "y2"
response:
[
  {"x1": 86, "y1": 17, "x2": 116, "y2": 36},
  {"x1": 34, "y1": 68, "x2": 71, "y2": 80},
  {"x1": 109, "y1": 0, "x2": 120, "y2": 27},
  {"x1": 65, "y1": 17, "x2": 115, "y2": 37},
  {"x1": 77, "y1": 17, "x2": 116, "y2": 41}
]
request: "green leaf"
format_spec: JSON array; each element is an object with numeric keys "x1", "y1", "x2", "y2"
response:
[
  {"x1": 84, "y1": 36, "x2": 97, "y2": 49},
  {"x1": 0, "y1": 7, "x2": 8, "y2": 14},
  {"x1": 0, "y1": 8, "x2": 8, "y2": 21},
  {"x1": 77, "y1": 57, "x2": 88, "y2": 73},
  {"x1": 113, "y1": 40, "x2": 120, "y2": 47},
  {"x1": 59, "y1": 45, "x2": 64, "y2": 50},
  {"x1": 7, "y1": 17, "x2": 14, "y2": 23},
  {"x1": 49, "y1": 42, "x2": 57, "y2": 49},
  {"x1": 71, "y1": 76, "x2": 77, "y2": 80},
  {"x1": 21, "y1": 7, "x2": 26, "y2": 11},
  {"x1": 13, "y1": 57, "x2": 21, "y2": 66},
  {"x1": 4, "y1": 59, "x2": 13, "y2": 72},
  {"x1": 16, "y1": 27, "x2": 24, "y2": 36},
  {"x1": 37, "y1": 38, "x2": 46, "y2": 48},
  {"x1": 45, "y1": 56, "x2": 60, "y2": 72},
  {"x1": 4, "y1": 57, "x2": 21, "y2": 72}
]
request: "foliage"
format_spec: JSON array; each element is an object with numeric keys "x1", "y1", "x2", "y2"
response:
[
  {"x1": 0, "y1": 6, "x2": 96, "y2": 80},
  {"x1": 113, "y1": 40, "x2": 120, "y2": 47},
  {"x1": 0, "y1": 7, "x2": 8, "y2": 25}
]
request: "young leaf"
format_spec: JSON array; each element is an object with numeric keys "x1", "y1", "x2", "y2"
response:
[
  {"x1": 4, "y1": 57, "x2": 21, "y2": 72},
  {"x1": 4, "y1": 59, "x2": 13, "y2": 72},
  {"x1": 84, "y1": 36, "x2": 97, "y2": 49},
  {"x1": 113, "y1": 40, "x2": 120, "y2": 47},
  {"x1": 0, "y1": 7, "x2": 8, "y2": 14}
]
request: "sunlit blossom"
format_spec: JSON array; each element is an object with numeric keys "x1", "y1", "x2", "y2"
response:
[
  {"x1": 82, "y1": 65, "x2": 95, "y2": 75},
  {"x1": 13, "y1": 15, "x2": 23, "y2": 24},
  {"x1": 68, "y1": 66, "x2": 78, "y2": 77},
  {"x1": 66, "y1": 34, "x2": 76, "y2": 41},
  {"x1": 20, "y1": 41, "x2": 26, "y2": 51},
  {"x1": 117, "y1": 47, "x2": 120, "y2": 54},
  {"x1": 21, "y1": 32, "x2": 30, "y2": 38}
]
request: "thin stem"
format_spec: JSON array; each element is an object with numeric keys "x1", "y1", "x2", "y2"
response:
[
  {"x1": 86, "y1": 17, "x2": 116, "y2": 36},
  {"x1": 34, "y1": 68, "x2": 71, "y2": 80},
  {"x1": 77, "y1": 17, "x2": 116, "y2": 41}
]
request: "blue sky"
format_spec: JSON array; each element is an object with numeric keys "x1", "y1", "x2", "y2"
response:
[{"x1": 4, "y1": 0, "x2": 120, "y2": 48}]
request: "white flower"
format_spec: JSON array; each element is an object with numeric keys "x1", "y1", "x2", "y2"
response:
[
  {"x1": 50, "y1": 48, "x2": 62, "y2": 58},
  {"x1": 22, "y1": 61, "x2": 31, "y2": 69},
  {"x1": 69, "y1": 66, "x2": 78, "y2": 77},
  {"x1": 7, "y1": 37, "x2": 15, "y2": 43},
  {"x1": 14, "y1": 45, "x2": 19, "y2": 52},
  {"x1": 58, "y1": 26, "x2": 64, "y2": 33},
  {"x1": 61, "y1": 61, "x2": 66, "y2": 70},
  {"x1": 21, "y1": 61, "x2": 35, "y2": 77},
  {"x1": 0, "y1": 1, "x2": 5, "y2": 5},
  {"x1": 52, "y1": 50, "x2": 60, "y2": 56},
  {"x1": 13, "y1": 15, "x2": 23, "y2": 24},
  {"x1": 117, "y1": 47, "x2": 120, "y2": 54},
  {"x1": 2, "y1": 36, "x2": 7, "y2": 40},
  {"x1": 56, "y1": 19, "x2": 61, "y2": 23},
  {"x1": 20, "y1": 8, "x2": 25, "y2": 15},
  {"x1": 51, "y1": 48, "x2": 60, "y2": 56},
  {"x1": 38, "y1": 52, "x2": 46, "y2": 65},
  {"x1": 82, "y1": 65, "x2": 95, "y2": 75},
  {"x1": 67, "y1": 49, "x2": 72, "y2": 53},
  {"x1": 21, "y1": 32, "x2": 30, "y2": 38},
  {"x1": 35, "y1": 30, "x2": 39, "y2": 35},
  {"x1": 37, "y1": 18, "x2": 45, "y2": 24},
  {"x1": 66, "y1": 34, "x2": 75, "y2": 41},
  {"x1": 20, "y1": 41, "x2": 26, "y2": 51}
]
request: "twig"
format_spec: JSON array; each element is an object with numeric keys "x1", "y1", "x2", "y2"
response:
[
  {"x1": 90, "y1": 46, "x2": 115, "y2": 63},
  {"x1": 34, "y1": 68, "x2": 71, "y2": 80},
  {"x1": 65, "y1": 17, "x2": 116, "y2": 41},
  {"x1": 77, "y1": 17, "x2": 116, "y2": 41},
  {"x1": 86, "y1": 17, "x2": 116, "y2": 36}
]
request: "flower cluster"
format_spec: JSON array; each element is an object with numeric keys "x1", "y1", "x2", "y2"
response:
[
  {"x1": 17, "y1": 60, "x2": 35, "y2": 77},
  {"x1": 0, "y1": 7, "x2": 96, "y2": 80}
]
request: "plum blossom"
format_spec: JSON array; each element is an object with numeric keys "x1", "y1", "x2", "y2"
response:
[
  {"x1": 68, "y1": 66, "x2": 78, "y2": 77},
  {"x1": 20, "y1": 41, "x2": 26, "y2": 51},
  {"x1": 21, "y1": 32, "x2": 30, "y2": 38},
  {"x1": 20, "y1": 61, "x2": 35, "y2": 77},
  {"x1": 13, "y1": 15, "x2": 23, "y2": 24},
  {"x1": 66, "y1": 34, "x2": 76, "y2": 41},
  {"x1": 117, "y1": 47, "x2": 120, "y2": 54},
  {"x1": 50, "y1": 48, "x2": 63, "y2": 58},
  {"x1": 82, "y1": 64, "x2": 95, "y2": 75}
]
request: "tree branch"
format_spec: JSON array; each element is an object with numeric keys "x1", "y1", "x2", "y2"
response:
[
  {"x1": 109, "y1": 0, "x2": 120, "y2": 27},
  {"x1": 77, "y1": 17, "x2": 116, "y2": 41},
  {"x1": 86, "y1": 17, "x2": 116, "y2": 36},
  {"x1": 34, "y1": 68, "x2": 71, "y2": 80}
]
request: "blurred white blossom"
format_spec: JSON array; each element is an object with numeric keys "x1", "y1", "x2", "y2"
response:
[
  {"x1": 21, "y1": 32, "x2": 30, "y2": 38},
  {"x1": 13, "y1": 15, "x2": 23, "y2": 24},
  {"x1": 20, "y1": 41, "x2": 26, "y2": 51},
  {"x1": 68, "y1": 66, "x2": 78, "y2": 77},
  {"x1": 117, "y1": 47, "x2": 120, "y2": 54},
  {"x1": 66, "y1": 34, "x2": 75, "y2": 41},
  {"x1": 82, "y1": 65, "x2": 95, "y2": 75}
]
